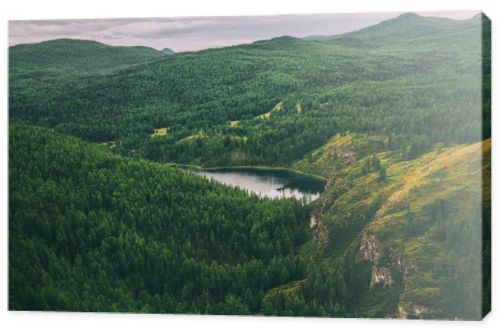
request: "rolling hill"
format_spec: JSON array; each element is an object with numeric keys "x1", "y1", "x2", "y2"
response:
[
  {"x1": 287, "y1": 132, "x2": 490, "y2": 319},
  {"x1": 9, "y1": 123, "x2": 310, "y2": 313},
  {"x1": 308, "y1": 12, "x2": 483, "y2": 49},
  {"x1": 8, "y1": 13, "x2": 491, "y2": 319},
  {"x1": 9, "y1": 38, "x2": 164, "y2": 73},
  {"x1": 9, "y1": 13, "x2": 484, "y2": 166}
]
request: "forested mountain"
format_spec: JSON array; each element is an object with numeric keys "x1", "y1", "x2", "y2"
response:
[
  {"x1": 10, "y1": 124, "x2": 311, "y2": 313},
  {"x1": 9, "y1": 13, "x2": 484, "y2": 166},
  {"x1": 8, "y1": 13, "x2": 490, "y2": 319},
  {"x1": 9, "y1": 124, "x2": 490, "y2": 318},
  {"x1": 9, "y1": 39, "x2": 163, "y2": 73},
  {"x1": 309, "y1": 12, "x2": 481, "y2": 48},
  {"x1": 288, "y1": 133, "x2": 490, "y2": 319}
]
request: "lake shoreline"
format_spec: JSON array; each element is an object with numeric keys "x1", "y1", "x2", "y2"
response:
[
  {"x1": 169, "y1": 162, "x2": 326, "y2": 203},
  {"x1": 166, "y1": 162, "x2": 327, "y2": 183}
]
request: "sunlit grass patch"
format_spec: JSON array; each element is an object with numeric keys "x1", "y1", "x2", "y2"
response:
[
  {"x1": 255, "y1": 111, "x2": 271, "y2": 120},
  {"x1": 150, "y1": 127, "x2": 168, "y2": 137},
  {"x1": 295, "y1": 102, "x2": 302, "y2": 113},
  {"x1": 255, "y1": 101, "x2": 284, "y2": 120}
]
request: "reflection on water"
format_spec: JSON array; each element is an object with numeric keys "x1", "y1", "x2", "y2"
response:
[{"x1": 185, "y1": 167, "x2": 325, "y2": 203}]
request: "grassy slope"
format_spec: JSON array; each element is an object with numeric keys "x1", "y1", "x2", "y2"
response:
[
  {"x1": 8, "y1": 13, "x2": 489, "y2": 318},
  {"x1": 289, "y1": 15, "x2": 488, "y2": 318},
  {"x1": 293, "y1": 133, "x2": 489, "y2": 319},
  {"x1": 293, "y1": 132, "x2": 388, "y2": 178}
]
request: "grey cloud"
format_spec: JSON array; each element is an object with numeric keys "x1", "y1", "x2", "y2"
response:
[{"x1": 9, "y1": 11, "x2": 479, "y2": 52}]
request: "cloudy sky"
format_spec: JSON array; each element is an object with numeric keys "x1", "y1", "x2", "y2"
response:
[{"x1": 9, "y1": 11, "x2": 478, "y2": 52}]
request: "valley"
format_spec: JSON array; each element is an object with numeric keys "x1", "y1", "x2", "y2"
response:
[{"x1": 8, "y1": 12, "x2": 490, "y2": 319}]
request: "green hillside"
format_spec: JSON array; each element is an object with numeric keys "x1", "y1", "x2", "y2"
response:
[
  {"x1": 8, "y1": 13, "x2": 490, "y2": 319},
  {"x1": 286, "y1": 133, "x2": 490, "y2": 319},
  {"x1": 9, "y1": 38, "x2": 163, "y2": 73},
  {"x1": 311, "y1": 13, "x2": 482, "y2": 49},
  {"x1": 9, "y1": 14, "x2": 483, "y2": 166},
  {"x1": 9, "y1": 124, "x2": 311, "y2": 313}
]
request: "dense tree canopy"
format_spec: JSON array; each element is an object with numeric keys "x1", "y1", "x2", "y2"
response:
[
  {"x1": 9, "y1": 124, "x2": 313, "y2": 313},
  {"x1": 9, "y1": 14, "x2": 484, "y2": 166},
  {"x1": 8, "y1": 13, "x2": 490, "y2": 319}
]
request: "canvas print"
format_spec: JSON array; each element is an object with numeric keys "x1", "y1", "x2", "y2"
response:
[{"x1": 8, "y1": 11, "x2": 491, "y2": 319}]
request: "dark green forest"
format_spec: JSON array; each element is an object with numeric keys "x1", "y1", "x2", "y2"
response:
[
  {"x1": 8, "y1": 13, "x2": 490, "y2": 319},
  {"x1": 10, "y1": 124, "x2": 313, "y2": 313},
  {"x1": 9, "y1": 14, "x2": 484, "y2": 166}
]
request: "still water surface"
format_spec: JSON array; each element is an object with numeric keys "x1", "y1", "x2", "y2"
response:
[{"x1": 185, "y1": 167, "x2": 325, "y2": 203}]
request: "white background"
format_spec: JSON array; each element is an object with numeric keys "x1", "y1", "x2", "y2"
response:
[{"x1": 0, "y1": 0, "x2": 498, "y2": 333}]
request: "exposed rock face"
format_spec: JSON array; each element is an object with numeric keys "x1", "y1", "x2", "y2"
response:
[
  {"x1": 398, "y1": 302, "x2": 433, "y2": 319},
  {"x1": 309, "y1": 215, "x2": 318, "y2": 228},
  {"x1": 391, "y1": 252, "x2": 418, "y2": 289},
  {"x1": 358, "y1": 233, "x2": 395, "y2": 289},
  {"x1": 359, "y1": 233, "x2": 381, "y2": 262},
  {"x1": 357, "y1": 234, "x2": 419, "y2": 291},
  {"x1": 370, "y1": 266, "x2": 394, "y2": 288},
  {"x1": 313, "y1": 223, "x2": 328, "y2": 243}
]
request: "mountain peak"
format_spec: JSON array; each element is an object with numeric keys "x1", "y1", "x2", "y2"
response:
[
  {"x1": 395, "y1": 12, "x2": 420, "y2": 20},
  {"x1": 162, "y1": 47, "x2": 175, "y2": 55}
]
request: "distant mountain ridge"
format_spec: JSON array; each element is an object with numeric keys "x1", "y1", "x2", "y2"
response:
[
  {"x1": 9, "y1": 13, "x2": 480, "y2": 62},
  {"x1": 9, "y1": 38, "x2": 164, "y2": 73},
  {"x1": 8, "y1": 12, "x2": 490, "y2": 319},
  {"x1": 306, "y1": 12, "x2": 482, "y2": 48}
]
